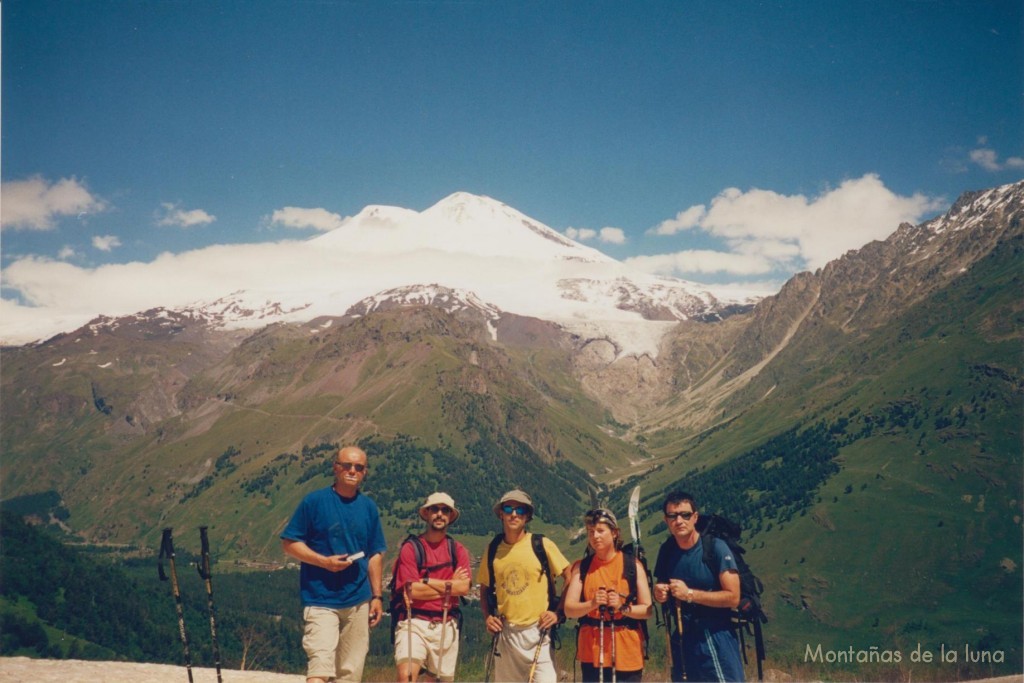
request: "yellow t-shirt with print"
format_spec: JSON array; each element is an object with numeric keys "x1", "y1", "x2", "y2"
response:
[{"x1": 476, "y1": 532, "x2": 570, "y2": 626}]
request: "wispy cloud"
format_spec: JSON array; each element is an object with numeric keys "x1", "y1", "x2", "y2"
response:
[
  {"x1": 0, "y1": 176, "x2": 107, "y2": 231},
  {"x1": 566, "y1": 226, "x2": 627, "y2": 245},
  {"x1": 636, "y1": 174, "x2": 945, "y2": 276},
  {"x1": 92, "y1": 235, "x2": 122, "y2": 252},
  {"x1": 57, "y1": 246, "x2": 78, "y2": 260},
  {"x1": 156, "y1": 202, "x2": 216, "y2": 228},
  {"x1": 269, "y1": 206, "x2": 345, "y2": 231},
  {"x1": 969, "y1": 145, "x2": 1024, "y2": 172}
]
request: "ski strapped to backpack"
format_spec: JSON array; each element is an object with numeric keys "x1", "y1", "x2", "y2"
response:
[{"x1": 388, "y1": 534, "x2": 463, "y2": 644}]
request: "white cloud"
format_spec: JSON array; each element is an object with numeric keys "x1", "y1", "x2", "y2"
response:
[
  {"x1": 0, "y1": 176, "x2": 107, "y2": 231},
  {"x1": 649, "y1": 205, "x2": 707, "y2": 236},
  {"x1": 970, "y1": 147, "x2": 1024, "y2": 172},
  {"x1": 57, "y1": 246, "x2": 77, "y2": 260},
  {"x1": 156, "y1": 203, "x2": 216, "y2": 228},
  {"x1": 92, "y1": 235, "x2": 122, "y2": 252},
  {"x1": 643, "y1": 174, "x2": 944, "y2": 273},
  {"x1": 565, "y1": 227, "x2": 597, "y2": 241},
  {"x1": 626, "y1": 249, "x2": 775, "y2": 276},
  {"x1": 270, "y1": 206, "x2": 345, "y2": 232},
  {"x1": 566, "y1": 226, "x2": 626, "y2": 244},
  {"x1": 599, "y1": 227, "x2": 626, "y2": 244}
]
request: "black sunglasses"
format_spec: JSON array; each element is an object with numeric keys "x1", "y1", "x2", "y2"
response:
[
  {"x1": 336, "y1": 462, "x2": 366, "y2": 472},
  {"x1": 501, "y1": 504, "x2": 530, "y2": 516},
  {"x1": 428, "y1": 505, "x2": 452, "y2": 515},
  {"x1": 665, "y1": 511, "x2": 695, "y2": 521}
]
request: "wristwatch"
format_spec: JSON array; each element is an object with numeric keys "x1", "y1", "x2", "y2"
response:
[
  {"x1": 422, "y1": 577, "x2": 430, "y2": 585},
  {"x1": 371, "y1": 595, "x2": 382, "y2": 601},
  {"x1": 686, "y1": 589, "x2": 694, "y2": 603}
]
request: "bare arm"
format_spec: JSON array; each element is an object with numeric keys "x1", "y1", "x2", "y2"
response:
[
  {"x1": 667, "y1": 570, "x2": 740, "y2": 609},
  {"x1": 281, "y1": 538, "x2": 355, "y2": 573},
  {"x1": 405, "y1": 566, "x2": 471, "y2": 600},
  {"x1": 367, "y1": 552, "x2": 384, "y2": 627}
]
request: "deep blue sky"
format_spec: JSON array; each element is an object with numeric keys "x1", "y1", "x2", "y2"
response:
[{"x1": 2, "y1": 0, "x2": 1021, "y2": 288}]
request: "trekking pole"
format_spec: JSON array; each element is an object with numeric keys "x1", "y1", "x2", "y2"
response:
[
  {"x1": 527, "y1": 626, "x2": 549, "y2": 683},
  {"x1": 403, "y1": 582, "x2": 414, "y2": 683},
  {"x1": 484, "y1": 630, "x2": 499, "y2": 683},
  {"x1": 437, "y1": 582, "x2": 452, "y2": 679},
  {"x1": 158, "y1": 528, "x2": 194, "y2": 683},
  {"x1": 598, "y1": 590, "x2": 606, "y2": 683},
  {"x1": 610, "y1": 606, "x2": 617, "y2": 683},
  {"x1": 196, "y1": 526, "x2": 223, "y2": 683},
  {"x1": 663, "y1": 602, "x2": 673, "y2": 681},
  {"x1": 675, "y1": 598, "x2": 686, "y2": 681}
]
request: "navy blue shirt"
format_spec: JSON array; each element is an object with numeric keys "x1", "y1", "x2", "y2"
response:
[
  {"x1": 281, "y1": 487, "x2": 387, "y2": 608},
  {"x1": 654, "y1": 535, "x2": 738, "y2": 628}
]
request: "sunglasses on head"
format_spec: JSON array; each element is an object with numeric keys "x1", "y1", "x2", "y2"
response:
[
  {"x1": 585, "y1": 508, "x2": 615, "y2": 525},
  {"x1": 336, "y1": 462, "x2": 366, "y2": 472},
  {"x1": 665, "y1": 511, "x2": 695, "y2": 521},
  {"x1": 501, "y1": 504, "x2": 530, "y2": 516},
  {"x1": 427, "y1": 505, "x2": 452, "y2": 515}
]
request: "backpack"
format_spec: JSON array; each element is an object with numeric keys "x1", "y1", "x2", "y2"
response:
[
  {"x1": 486, "y1": 532, "x2": 563, "y2": 645},
  {"x1": 576, "y1": 543, "x2": 651, "y2": 658},
  {"x1": 696, "y1": 513, "x2": 768, "y2": 681},
  {"x1": 387, "y1": 534, "x2": 461, "y2": 644}
]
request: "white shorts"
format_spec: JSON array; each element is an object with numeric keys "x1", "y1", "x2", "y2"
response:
[
  {"x1": 394, "y1": 616, "x2": 461, "y2": 681},
  {"x1": 302, "y1": 602, "x2": 370, "y2": 682},
  {"x1": 494, "y1": 622, "x2": 555, "y2": 683}
]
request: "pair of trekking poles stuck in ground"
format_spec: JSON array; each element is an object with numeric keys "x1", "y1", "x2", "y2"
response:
[
  {"x1": 402, "y1": 580, "x2": 454, "y2": 683},
  {"x1": 158, "y1": 526, "x2": 223, "y2": 683}
]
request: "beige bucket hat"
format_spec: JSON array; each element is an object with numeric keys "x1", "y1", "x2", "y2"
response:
[{"x1": 419, "y1": 492, "x2": 460, "y2": 524}]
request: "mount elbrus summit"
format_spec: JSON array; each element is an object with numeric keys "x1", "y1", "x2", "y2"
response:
[{"x1": 1, "y1": 181, "x2": 1021, "y2": 666}]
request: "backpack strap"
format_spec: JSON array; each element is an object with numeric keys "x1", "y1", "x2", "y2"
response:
[
  {"x1": 486, "y1": 533, "x2": 503, "y2": 609},
  {"x1": 531, "y1": 533, "x2": 559, "y2": 612},
  {"x1": 701, "y1": 534, "x2": 723, "y2": 589}
]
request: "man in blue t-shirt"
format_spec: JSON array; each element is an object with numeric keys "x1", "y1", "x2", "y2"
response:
[
  {"x1": 654, "y1": 491, "x2": 745, "y2": 682},
  {"x1": 281, "y1": 445, "x2": 387, "y2": 683}
]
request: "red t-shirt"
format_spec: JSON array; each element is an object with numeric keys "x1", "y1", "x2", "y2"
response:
[{"x1": 394, "y1": 536, "x2": 471, "y2": 612}]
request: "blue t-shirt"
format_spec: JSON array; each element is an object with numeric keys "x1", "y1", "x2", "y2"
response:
[
  {"x1": 654, "y1": 535, "x2": 738, "y2": 628},
  {"x1": 281, "y1": 487, "x2": 387, "y2": 608}
]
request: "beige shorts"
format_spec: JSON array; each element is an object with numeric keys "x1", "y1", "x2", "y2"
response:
[
  {"x1": 302, "y1": 602, "x2": 370, "y2": 681},
  {"x1": 394, "y1": 616, "x2": 460, "y2": 681},
  {"x1": 494, "y1": 622, "x2": 556, "y2": 683}
]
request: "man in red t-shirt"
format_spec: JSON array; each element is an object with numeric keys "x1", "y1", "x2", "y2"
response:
[{"x1": 393, "y1": 492, "x2": 471, "y2": 682}]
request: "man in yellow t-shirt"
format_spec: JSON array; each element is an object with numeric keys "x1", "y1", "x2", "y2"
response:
[{"x1": 477, "y1": 489, "x2": 570, "y2": 683}]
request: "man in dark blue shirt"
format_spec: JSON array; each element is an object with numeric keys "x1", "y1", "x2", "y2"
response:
[
  {"x1": 282, "y1": 445, "x2": 387, "y2": 683},
  {"x1": 654, "y1": 491, "x2": 745, "y2": 682}
]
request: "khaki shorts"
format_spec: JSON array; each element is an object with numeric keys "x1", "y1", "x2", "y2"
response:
[
  {"x1": 494, "y1": 622, "x2": 556, "y2": 683},
  {"x1": 302, "y1": 602, "x2": 370, "y2": 681},
  {"x1": 394, "y1": 616, "x2": 460, "y2": 681}
]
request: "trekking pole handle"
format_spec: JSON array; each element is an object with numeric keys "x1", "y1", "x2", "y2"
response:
[{"x1": 198, "y1": 526, "x2": 212, "y2": 579}]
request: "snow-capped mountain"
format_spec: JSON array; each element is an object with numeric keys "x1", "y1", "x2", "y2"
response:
[{"x1": 3, "y1": 192, "x2": 752, "y2": 357}]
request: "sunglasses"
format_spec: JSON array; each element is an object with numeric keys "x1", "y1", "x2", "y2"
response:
[
  {"x1": 585, "y1": 508, "x2": 616, "y2": 525},
  {"x1": 336, "y1": 462, "x2": 366, "y2": 472},
  {"x1": 665, "y1": 511, "x2": 695, "y2": 521},
  {"x1": 501, "y1": 504, "x2": 530, "y2": 516},
  {"x1": 427, "y1": 505, "x2": 452, "y2": 515}
]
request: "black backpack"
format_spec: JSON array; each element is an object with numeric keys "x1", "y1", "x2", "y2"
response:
[
  {"x1": 576, "y1": 543, "x2": 651, "y2": 658},
  {"x1": 387, "y1": 534, "x2": 461, "y2": 644},
  {"x1": 696, "y1": 514, "x2": 768, "y2": 680}
]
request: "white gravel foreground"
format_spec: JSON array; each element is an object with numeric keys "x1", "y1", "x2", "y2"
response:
[{"x1": 0, "y1": 657, "x2": 302, "y2": 682}]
